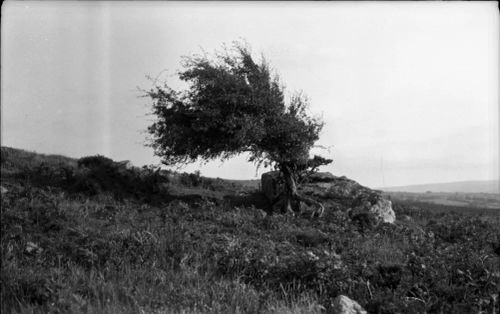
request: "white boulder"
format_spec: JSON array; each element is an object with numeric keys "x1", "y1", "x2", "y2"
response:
[{"x1": 331, "y1": 295, "x2": 367, "y2": 314}]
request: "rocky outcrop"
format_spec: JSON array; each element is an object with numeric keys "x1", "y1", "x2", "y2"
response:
[
  {"x1": 300, "y1": 172, "x2": 395, "y2": 223},
  {"x1": 331, "y1": 295, "x2": 367, "y2": 314},
  {"x1": 261, "y1": 171, "x2": 396, "y2": 223}
]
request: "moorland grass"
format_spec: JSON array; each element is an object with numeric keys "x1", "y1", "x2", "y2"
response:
[{"x1": 1, "y1": 148, "x2": 499, "y2": 313}]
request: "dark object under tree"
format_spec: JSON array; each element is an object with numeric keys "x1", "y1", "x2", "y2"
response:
[{"x1": 146, "y1": 42, "x2": 332, "y2": 216}]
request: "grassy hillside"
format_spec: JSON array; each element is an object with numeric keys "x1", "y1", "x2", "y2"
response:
[
  {"x1": 1, "y1": 146, "x2": 77, "y2": 172},
  {"x1": 1, "y1": 147, "x2": 500, "y2": 313}
]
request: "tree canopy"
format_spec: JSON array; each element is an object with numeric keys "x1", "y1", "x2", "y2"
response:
[{"x1": 146, "y1": 42, "x2": 331, "y2": 215}]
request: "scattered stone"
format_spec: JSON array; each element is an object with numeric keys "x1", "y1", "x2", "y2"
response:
[
  {"x1": 331, "y1": 295, "x2": 367, "y2": 314},
  {"x1": 329, "y1": 252, "x2": 344, "y2": 270},
  {"x1": 256, "y1": 208, "x2": 268, "y2": 218},
  {"x1": 25, "y1": 242, "x2": 43, "y2": 254},
  {"x1": 306, "y1": 251, "x2": 320, "y2": 261}
]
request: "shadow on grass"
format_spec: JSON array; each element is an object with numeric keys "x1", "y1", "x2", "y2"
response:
[{"x1": 224, "y1": 190, "x2": 270, "y2": 210}]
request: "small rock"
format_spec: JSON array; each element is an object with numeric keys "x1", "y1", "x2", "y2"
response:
[
  {"x1": 351, "y1": 198, "x2": 395, "y2": 225},
  {"x1": 0, "y1": 186, "x2": 8, "y2": 195},
  {"x1": 331, "y1": 295, "x2": 367, "y2": 314},
  {"x1": 25, "y1": 242, "x2": 43, "y2": 254},
  {"x1": 331, "y1": 252, "x2": 343, "y2": 270},
  {"x1": 306, "y1": 251, "x2": 319, "y2": 261},
  {"x1": 256, "y1": 209, "x2": 268, "y2": 218},
  {"x1": 370, "y1": 198, "x2": 396, "y2": 223}
]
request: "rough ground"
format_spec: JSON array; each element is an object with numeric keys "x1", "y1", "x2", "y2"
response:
[{"x1": 1, "y1": 147, "x2": 500, "y2": 314}]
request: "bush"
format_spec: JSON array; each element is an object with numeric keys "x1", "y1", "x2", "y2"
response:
[
  {"x1": 69, "y1": 156, "x2": 170, "y2": 201},
  {"x1": 32, "y1": 162, "x2": 76, "y2": 187},
  {"x1": 77, "y1": 155, "x2": 114, "y2": 169},
  {"x1": 178, "y1": 170, "x2": 202, "y2": 187}
]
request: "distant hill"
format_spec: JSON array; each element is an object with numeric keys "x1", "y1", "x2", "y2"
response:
[{"x1": 381, "y1": 180, "x2": 499, "y2": 194}]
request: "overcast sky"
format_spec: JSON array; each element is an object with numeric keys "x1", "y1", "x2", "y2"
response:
[{"x1": 2, "y1": 1, "x2": 498, "y2": 188}]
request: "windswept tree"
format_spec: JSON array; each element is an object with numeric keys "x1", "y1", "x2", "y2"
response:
[{"x1": 146, "y1": 42, "x2": 332, "y2": 216}]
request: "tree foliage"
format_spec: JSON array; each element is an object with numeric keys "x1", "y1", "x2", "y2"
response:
[{"x1": 146, "y1": 42, "x2": 332, "y2": 215}]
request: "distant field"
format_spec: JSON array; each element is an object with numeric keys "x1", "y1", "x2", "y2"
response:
[
  {"x1": 385, "y1": 191, "x2": 500, "y2": 210},
  {"x1": 393, "y1": 200, "x2": 500, "y2": 217},
  {"x1": 382, "y1": 180, "x2": 499, "y2": 194},
  {"x1": 428, "y1": 199, "x2": 470, "y2": 207}
]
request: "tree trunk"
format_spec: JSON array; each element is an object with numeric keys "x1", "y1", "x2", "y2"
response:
[
  {"x1": 268, "y1": 165, "x2": 324, "y2": 217},
  {"x1": 279, "y1": 165, "x2": 324, "y2": 217},
  {"x1": 281, "y1": 165, "x2": 298, "y2": 215}
]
